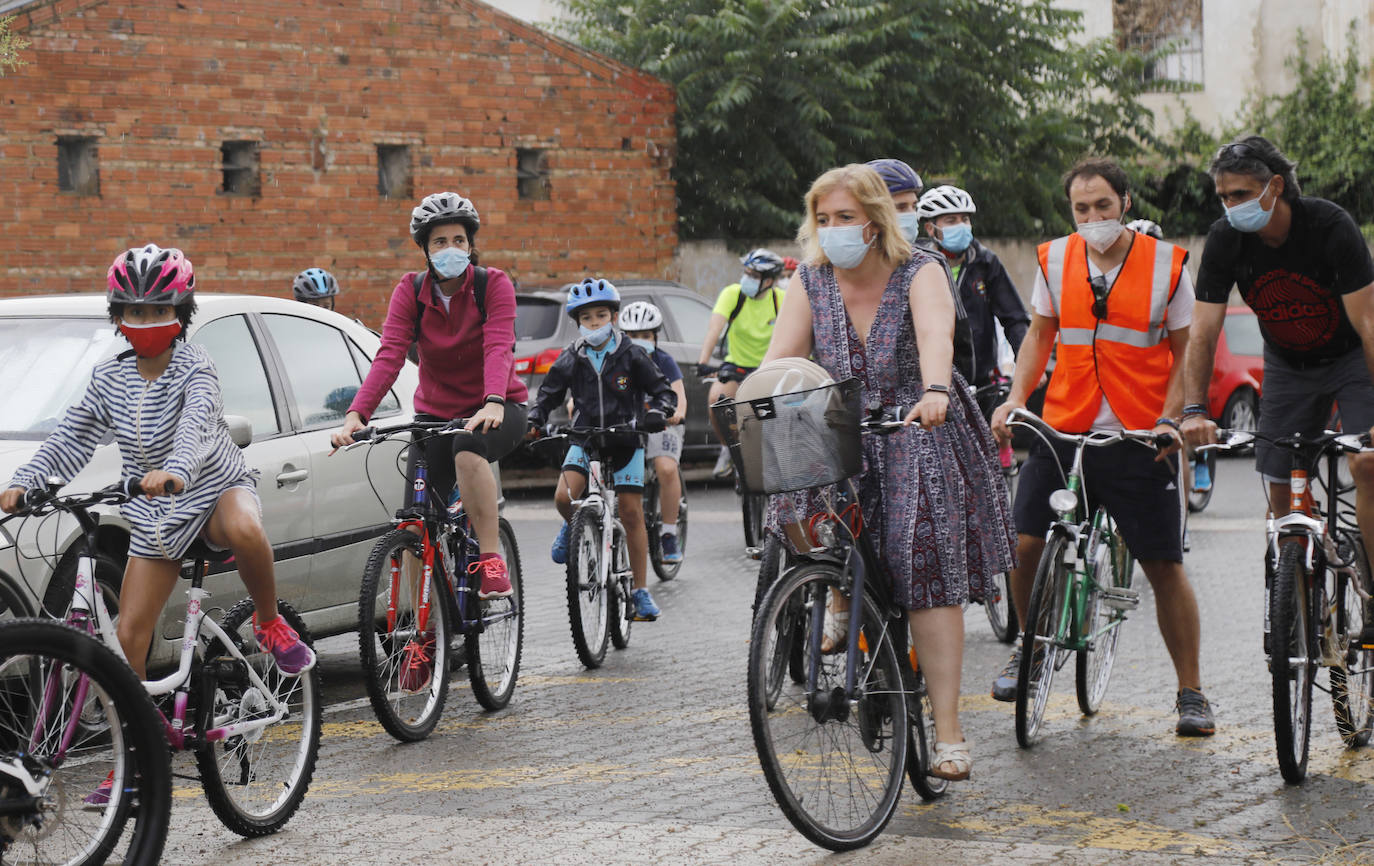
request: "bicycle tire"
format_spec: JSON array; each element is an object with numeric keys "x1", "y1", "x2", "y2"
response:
[
  {"x1": 906, "y1": 665, "x2": 948, "y2": 801},
  {"x1": 0, "y1": 618, "x2": 171, "y2": 866},
  {"x1": 567, "y1": 505, "x2": 610, "y2": 668},
  {"x1": 748, "y1": 563, "x2": 908, "y2": 851},
  {"x1": 650, "y1": 469, "x2": 687, "y2": 582},
  {"x1": 196, "y1": 599, "x2": 321, "y2": 836},
  {"x1": 609, "y1": 528, "x2": 634, "y2": 650},
  {"x1": 1075, "y1": 526, "x2": 1128, "y2": 716},
  {"x1": 466, "y1": 518, "x2": 524, "y2": 711},
  {"x1": 1270, "y1": 542, "x2": 1315, "y2": 783},
  {"x1": 985, "y1": 572, "x2": 1016, "y2": 644},
  {"x1": 44, "y1": 542, "x2": 119, "y2": 622},
  {"x1": 742, "y1": 491, "x2": 766, "y2": 553},
  {"x1": 754, "y1": 537, "x2": 799, "y2": 706},
  {"x1": 1331, "y1": 534, "x2": 1374, "y2": 747},
  {"x1": 1015, "y1": 532, "x2": 1070, "y2": 748},
  {"x1": 357, "y1": 529, "x2": 451, "y2": 742},
  {"x1": 1187, "y1": 450, "x2": 1216, "y2": 513}
]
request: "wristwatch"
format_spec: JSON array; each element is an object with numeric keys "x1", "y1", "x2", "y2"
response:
[{"x1": 924, "y1": 384, "x2": 950, "y2": 395}]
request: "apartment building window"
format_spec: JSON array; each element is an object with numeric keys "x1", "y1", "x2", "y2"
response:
[
  {"x1": 516, "y1": 148, "x2": 551, "y2": 201},
  {"x1": 1116, "y1": 0, "x2": 1204, "y2": 91},
  {"x1": 220, "y1": 140, "x2": 261, "y2": 197},
  {"x1": 57, "y1": 136, "x2": 100, "y2": 196},
  {"x1": 377, "y1": 145, "x2": 412, "y2": 199}
]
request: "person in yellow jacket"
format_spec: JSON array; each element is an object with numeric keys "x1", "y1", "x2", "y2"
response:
[{"x1": 989, "y1": 158, "x2": 1216, "y2": 737}]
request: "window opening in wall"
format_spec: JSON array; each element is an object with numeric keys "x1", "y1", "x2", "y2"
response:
[
  {"x1": 1115, "y1": 0, "x2": 1204, "y2": 92},
  {"x1": 516, "y1": 148, "x2": 551, "y2": 201},
  {"x1": 377, "y1": 144, "x2": 412, "y2": 199},
  {"x1": 220, "y1": 140, "x2": 261, "y2": 197},
  {"x1": 57, "y1": 136, "x2": 100, "y2": 196}
]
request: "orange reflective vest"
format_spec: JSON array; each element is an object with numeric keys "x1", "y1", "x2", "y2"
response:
[{"x1": 1037, "y1": 233, "x2": 1188, "y2": 433}]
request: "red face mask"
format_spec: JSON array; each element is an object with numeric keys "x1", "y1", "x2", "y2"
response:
[{"x1": 119, "y1": 320, "x2": 182, "y2": 357}]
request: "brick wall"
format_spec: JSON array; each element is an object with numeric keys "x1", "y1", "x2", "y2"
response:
[{"x1": 0, "y1": 0, "x2": 677, "y2": 326}]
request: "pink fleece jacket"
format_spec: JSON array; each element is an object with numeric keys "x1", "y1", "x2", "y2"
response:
[{"x1": 348, "y1": 266, "x2": 529, "y2": 422}]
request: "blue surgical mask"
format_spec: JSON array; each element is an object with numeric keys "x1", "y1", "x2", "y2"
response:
[
  {"x1": 897, "y1": 212, "x2": 921, "y2": 244},
  {"x1": 938, "y1": 223, "x2": 973, "y2": 254},
  {"x1": 1225, "y1": 180, "x2": 1277, "y2": 233},
  {"x1": 630, "y1": 337, "x2": 654, "y2": 352},
  {"x1": 579, "y1": 323, "x2": 613, "y2": 347},
  {"x1": 430, "y1": 247, "x2": 470, "y2": 280},
  {"x1": 818, "y1": 222, "x2": 873, "y2": 270},
  {"x1": 739, "y1": 274, "x2": 762, "y2": 297}
]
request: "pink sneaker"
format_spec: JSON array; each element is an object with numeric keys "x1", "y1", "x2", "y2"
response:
[
  {"x1": 398, "y1": 633, "x2": 435, "y2": 694},
  {"x1": 253, "y1": 614, "x2": 316, "y2": 675},
  {"x1": 470, "y1": 554, "x2": 513, "y2": 599},
  {"x1": 83, "y1": 770, "x2": 115, "y2": 808}
]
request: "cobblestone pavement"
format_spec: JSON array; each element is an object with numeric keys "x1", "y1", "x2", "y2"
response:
[{"x1": 159, "y1": 458, "x2": 1374, "y2": 864}]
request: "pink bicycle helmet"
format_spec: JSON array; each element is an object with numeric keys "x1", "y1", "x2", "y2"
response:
[{"x1": 107, "y1": 244, "x2": 196, "y2": 306}]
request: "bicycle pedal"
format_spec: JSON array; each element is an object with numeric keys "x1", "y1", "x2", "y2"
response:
[
  {"x1": 746, "y1": 546, "x2": 762, "y2": 560},
  {"x1": 1099, "y1": 588, "x2": 1140, "y2": 610}
]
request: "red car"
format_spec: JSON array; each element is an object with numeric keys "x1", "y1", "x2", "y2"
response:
[{"x1": 1207, "y1": 307, "x2": 1263, "y2": 429}]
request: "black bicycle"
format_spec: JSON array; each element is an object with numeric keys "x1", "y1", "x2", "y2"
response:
[
  {"x1": 644, "y1": 459, "x2": 688, "y2": 581},
  {"x1": 974, "y1": 376, "x2": 1020, "y2": 643}
]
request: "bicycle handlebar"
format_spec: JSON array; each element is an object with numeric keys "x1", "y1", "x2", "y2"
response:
[
  {"x1": 1008, "y1": 408, "x2": 1175, "y2": 451},
  {"x1": 346, "y1": 418, "x2": 471, "y2": 448},
  {"x1": 1197, "y1": 428, "x2": 1373, "y2": 456}
]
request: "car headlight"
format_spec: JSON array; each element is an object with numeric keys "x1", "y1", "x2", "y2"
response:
[{"x1": 1048, "y1": 488, "x2": 1078, "y2": 517}]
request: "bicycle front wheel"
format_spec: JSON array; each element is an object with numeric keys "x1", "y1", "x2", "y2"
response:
[
  {"x1": 1076, "y1": 530, "x2": 1129, "y2": 716},
  {"x1": 0, "y1": 619, "x2": 171, "y2": 866},
  {"x1": 1332, "y1": 534, "x2": 1373, "y2": 747},
  {"x1": 748, "y1": 564, "x2": 908, "y2": 851},
  {"x1": 567, "y1": 505, "x2": 610, "y2": 668},
  {"x1": 198, "y1": 599, "x2": 321, "y2": 836},
  {"x1": 609, "y1": 535, "x2": 633, "y2": 650},
  {"x1": 466, "y1": 518, "x2": 524, "y2": 711},
  {"x1": 1271, "y1": 542, "x2": 1315, "y2": 783},
  {"x1": 357, "y1": 529, "x2": 452, "y2": 742},
  {"x1": 650, "y1": 471, "x2": 687, "y2": 582},
  {"x1": 1016, "y1": 532, "x2": 1071, "y2": 747},
  {"x1": 755, "y1": 536, "x2": 801, "y2": 705}
]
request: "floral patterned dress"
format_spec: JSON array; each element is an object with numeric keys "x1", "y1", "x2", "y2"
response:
[{"x1": 772, "y1": 254, "x2": 1016, "y2": 610}]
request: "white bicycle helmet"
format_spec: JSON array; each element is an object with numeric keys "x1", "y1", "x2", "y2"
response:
[
  {"x1": 737, "y1": 358, "x2": 833, "y2": 402},
  {"x1": 619, "y1": 300, "x2": 664, "y2": 332},
  {"x1": 409, "y1": 192, "x2": 480, "y2": 246},
  {"x1": 1126, "y1": 218, "x2": 1164, "y2": 240},
  {"x1": 916, "y1": 185, "x2": 977, "y2": 220}
]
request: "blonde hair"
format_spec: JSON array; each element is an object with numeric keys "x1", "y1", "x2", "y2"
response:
[{"x1": 796, "y1": 164, "x2": 911, "y2": 267}]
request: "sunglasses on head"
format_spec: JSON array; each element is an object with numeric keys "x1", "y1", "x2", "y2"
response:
[
  {"x1": 1215, "y1": 142, "x2": 1260, "y2": 163},
  {"x1": 1089, "y1": 274, "x2": 1110, "y2": 320}
]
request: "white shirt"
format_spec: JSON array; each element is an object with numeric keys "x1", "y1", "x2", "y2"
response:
[{"x1": 1030, "y1": 254, "x2": 1195, "y2": 432}]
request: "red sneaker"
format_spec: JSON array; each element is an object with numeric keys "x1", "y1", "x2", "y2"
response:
[
  {"x1": 470, "y1": 554, "x2": 513, "y2": 600},
  {"x1": 253, "y1": 613, "x2": 316, "y2": 675},
  {"x1": 398, "y1": 632, "x2": 436, "y2": 694}
]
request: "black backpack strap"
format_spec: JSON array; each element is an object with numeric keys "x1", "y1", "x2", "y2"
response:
[
  {"x1": 720, "y1": 284, "x2": 777, "y2": 352},
  {"x1": 411, "y1": 272, "x2": 426, "y2": 343},
  {"x1": 473, "y1": 266, "x2": 488, "y2": 324}
]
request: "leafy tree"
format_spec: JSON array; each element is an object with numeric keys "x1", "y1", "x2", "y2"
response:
[{"x1": 0, "y1": 15, "x2": 29, "y2": 78}]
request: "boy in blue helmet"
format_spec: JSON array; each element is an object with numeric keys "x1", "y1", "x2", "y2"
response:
[
  {"x1": 292, "y1": 267, "x2": 340, "y2": 311},
  {"x1": 529, "y1": 278, "x2": 676, "y2": 621}
]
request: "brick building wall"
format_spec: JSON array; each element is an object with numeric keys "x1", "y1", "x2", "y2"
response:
[{"x1": 0, "y1": 0, "x2": 677, "y2": 325}]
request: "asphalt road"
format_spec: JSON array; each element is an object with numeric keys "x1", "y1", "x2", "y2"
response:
[{"x1": 156, "y1": 458, "x2": 1374, "y2": 865}]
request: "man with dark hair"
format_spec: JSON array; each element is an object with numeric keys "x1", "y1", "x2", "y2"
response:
[
  {"x1": 1182, "y1": 135, "x2": 1374, "y2": 647},
  {"x1": 990, "y1": 157, "x2": 1215, "y2": 736}
]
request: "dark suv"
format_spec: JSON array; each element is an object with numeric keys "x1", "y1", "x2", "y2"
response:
[{"x1": 512, "y1": 280, "x2": 720, "y2": 460}]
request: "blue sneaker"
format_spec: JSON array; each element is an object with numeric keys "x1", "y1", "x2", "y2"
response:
[
  {"x1": 551, "y1": 522, "x2": 569, "y2": 565},
  {"x1": 632, "y1": 588, "x2": 661, "y2": 621},
  {"x1": 1192, "y1": 459, "x2": 1212, "y2": 492},
  {"x1": 660, "y1": 533, "x2": 682, "y2": 563}
]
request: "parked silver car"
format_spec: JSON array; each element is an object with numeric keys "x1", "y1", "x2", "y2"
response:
[{"x1": 0, "y1": 293, "x2": 422, "y2": 666}]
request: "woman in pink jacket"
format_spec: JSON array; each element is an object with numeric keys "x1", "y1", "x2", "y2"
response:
[{"x1": 331, "y1": 192, "x2": 528, "y2": 607}]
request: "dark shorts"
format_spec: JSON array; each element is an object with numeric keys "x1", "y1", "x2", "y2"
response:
[
  {"x1": 717, "y1": 362, "x2": 755, "y2": 384},
  {"x1": 403, "y1": 403, "x2": 528, "y2": 508},
  {"x1": 1013, "y1": 436, "x2": 1184, "y2": 563},
  {"x1": 1257, "y1": 347, "x2": 1374, "y2": 483}
]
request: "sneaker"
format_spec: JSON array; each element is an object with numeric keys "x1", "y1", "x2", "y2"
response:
[
  {"x1": 660, "y1": 533, "x2": 682, "y2": 563},
  {"x1": 711, "y1": 447, "x2": 733, "y2": 479},
  {"x1": 253, "y1": 614, "x2": 316, "y2": 676},
  {"x1": 1175, "y1": 687, "x2": 1216, "y2": 736},
  {"x1": 471, "y1": 554, "x2": 513, "y2": 599},
  {"x1": 83, "y1": 770, "x2": 115, "y2": 808},
  {"x1": 551, "y1": 522, "x2": 569, "y2": 565},
  {"x1": 398, "y1": 633, "x2": 436, "y2": 694},
  {"x1": 990, "y1": 648, "x2": 1020, "y2": 702},
  {"x1": 632, "y1": 588, "x2": 661, "y2": 621}
]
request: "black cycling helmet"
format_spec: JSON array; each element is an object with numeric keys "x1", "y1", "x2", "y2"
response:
[
  {"x1": 409, "y1": 192, "x2": 481, "y2": 248},
  {"x1": 866, "y1": 158, "x2": 924, "y2": 196},
  {"x1": 740, "y1": 248, "x2": 785, "y2": 278}
]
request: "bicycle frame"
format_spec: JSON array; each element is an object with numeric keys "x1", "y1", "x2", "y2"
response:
[{"x1": 569, "y1": 457, "x2": 619, "y2": 591}]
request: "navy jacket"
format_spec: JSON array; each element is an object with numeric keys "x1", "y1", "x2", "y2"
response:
[
  {"x1": 529, "y1": 332, "x2": 676, "y2": 431},
  {"x1": 917, "y1": 237, "x2": 1029, "y2": 385}
]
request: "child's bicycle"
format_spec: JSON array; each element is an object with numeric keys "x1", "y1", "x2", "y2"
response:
[
  {"x1": 643, "y1": 457, "x2": 688, "y2": 581},
  {"x1": 346, "y1": 419, "x2": 525, "y2": 742},
  {"x1": 716, "y1": 382, "x2": 947, "y2": 851},
  {"x1": 0, "y1": 616, "x2": 172, "y2": 865},
  {"x1": 2, "y1": 479, "x2": 322, "y2": 837}
]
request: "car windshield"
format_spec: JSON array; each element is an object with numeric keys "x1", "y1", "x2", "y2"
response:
[
  {"x1": 515, "y1": 299, "x2": 563, "y2": 341},
  {"x1": 0, "y1": 317, "x2": 123, "y2": 440},
  {"x1": 1224, "y1": 313, "x2": 1264, "y2": 357}
]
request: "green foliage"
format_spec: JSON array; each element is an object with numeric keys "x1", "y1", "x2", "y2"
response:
[{"x1": 0, "y1": 15, "x2": 29, "y2": 77}]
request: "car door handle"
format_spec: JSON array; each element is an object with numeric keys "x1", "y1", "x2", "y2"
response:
[{"x1": 276, "y1": 468, "x2": 310, "y2": 488}]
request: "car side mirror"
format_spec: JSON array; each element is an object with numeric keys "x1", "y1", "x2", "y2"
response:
[{"x1": 224, "y1": 415, "x2": 253, "y2": 449}]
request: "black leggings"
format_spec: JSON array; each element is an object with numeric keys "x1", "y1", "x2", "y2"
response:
[{"x1": 402, "y1": 404, "x2": 528, "y2": 508}]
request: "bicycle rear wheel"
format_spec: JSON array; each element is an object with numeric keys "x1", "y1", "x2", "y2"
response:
[
  {"x1": 198, "y1": 599, "x2": 321, "y2": 836},
  {"x1": 567, "y1": 505, "x2": 610, "y2": 668},
  {"x1": 466, "y1": 518, "x2": 524, "y2": 711},
  {"x1": 985, "y1": 572, "x2": 1017, "y2": 644},
  {"x1": 1270, "y1": 542, "x2": 1315, "y2": 783},
  {"x1": 742, "y1": 490, "x2": 766, "y2": 555},
  {"x1": 1016, "y1": 532, "x2": 1070, "y2": 747},
  {"x1": 748, "y1": 564, "x2": 908, "y2": 851},
  {"x1": 1076, "y1": 529, "x2": 1128, "y2": 716},
  {"x1": 755, "y1": 536, "x2": 801, "y2": 706},
  {"x1": 650, "y1": 470, "x2": 687, "y2": 582},
  {"x1": 1332, "y1": 535, "x2": 1373, "y2": 747},
  {"x1": 357, "y1": 529, "x2": 452, "y2": 742},
  {"x1": 0, "y1": 619, "x2": 171, "y2": 866}
]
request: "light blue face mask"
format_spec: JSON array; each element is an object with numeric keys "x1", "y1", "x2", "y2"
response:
[
  {"x1": 430, "y1": 247, "x2": 470, "y2": 280},
  {"x1": 818, "y1": 222, "x2": 873, "y2": 270},
  {"x1": 739, "y1": 274, "x2": 762, "y2": 297},
  {"x1": 630, "y1": 337, "x2": 655, "y2": 353},
  {"x1": 579, "y1": 323, "x2": 613, "y2": 346},
  {"x1": 897, "y1": 212, "x2": 921, "y2": 244},
  {"x1": 1225, "y1": 180, "x2": 1277, "y2": 233},
  {"x1": 938, "y1": 222, "x2": 973, "y2": 254}
]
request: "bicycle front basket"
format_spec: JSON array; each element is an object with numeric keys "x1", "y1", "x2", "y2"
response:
[{"x1": 712, "y1": 378, "x2": 863, "y2": 494}]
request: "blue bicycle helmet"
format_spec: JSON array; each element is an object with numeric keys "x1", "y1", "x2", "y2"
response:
[
  {"x1": 565, "y1": 277, "x2": 620, "y2": 319},
  {"x1": 866, "y1": 158, "x2": 923, "y2": 195},
  {"x1": 292, "y1": 268, "x2": 339, "y2": 301}
]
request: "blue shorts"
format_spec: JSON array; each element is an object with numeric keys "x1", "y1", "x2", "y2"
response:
[{"x1": 563, "y1": 444, "x2": 645, "y2": 492}]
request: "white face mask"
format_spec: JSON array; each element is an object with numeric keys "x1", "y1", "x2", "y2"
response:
[
  {"x1": 896, "y1": 212, "x2": 921, "y2": 244},
  {"x1": 1076, "y1": 218, "x2": 1126, "y2": 253},
  {"x1": 818, "y1": 222, "x2": 873, "y2": 270}
]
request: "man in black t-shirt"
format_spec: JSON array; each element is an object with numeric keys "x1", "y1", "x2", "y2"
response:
[{"x1": 1182, "y1": 135, "x2": 1374, "y2": 644}]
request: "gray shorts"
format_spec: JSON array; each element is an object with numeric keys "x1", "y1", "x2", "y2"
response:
[
  {"x1": 1257, "y1": 347, "x2": 1374, "y2": 483},
  {"x1": 645, "y1": 425, "x2": 683, "y2": 462}
]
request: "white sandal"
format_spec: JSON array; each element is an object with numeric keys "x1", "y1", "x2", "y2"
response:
[
  {"x1": 929, "y1": 740, "x2": 972, "y2": 781},
  {"x1": 820, "y1": 607, "x2": 849, "y2": 655}
]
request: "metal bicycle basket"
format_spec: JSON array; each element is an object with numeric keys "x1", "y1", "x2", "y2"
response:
[{"x1": 712, "y1": 378, "x2": 863, "y2": 495}]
